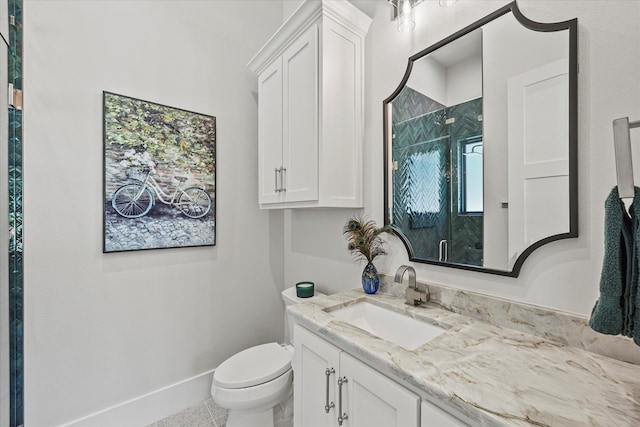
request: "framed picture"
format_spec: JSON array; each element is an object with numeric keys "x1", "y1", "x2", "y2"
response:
[{"x1": 103, "y1": 91, "x2": 216, "y2": 252}]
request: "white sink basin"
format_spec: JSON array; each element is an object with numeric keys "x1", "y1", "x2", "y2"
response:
[{"x1": 329, "y1": 302, "x2": 445, "y2": 351}]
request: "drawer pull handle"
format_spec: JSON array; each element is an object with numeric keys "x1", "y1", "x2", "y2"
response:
[
  {"x1": 337, "y1": 376, "x2": 348, "y2": 426},
  {"x1": 325, "y1": 368, "x2": 335, "y2": 413}
]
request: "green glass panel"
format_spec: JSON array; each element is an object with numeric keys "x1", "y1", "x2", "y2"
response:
[{"x1": 7, "y1": 0, "x2": 24, "y2": 425}]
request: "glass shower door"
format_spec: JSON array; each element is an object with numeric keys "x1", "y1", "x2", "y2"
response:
[{"x1": 392, "y1": 135, "x2": 451, "y2": 261}]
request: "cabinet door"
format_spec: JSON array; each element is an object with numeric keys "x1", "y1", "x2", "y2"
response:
[
  {"x1": 507, "y1": 59, "x2": 570, "y2": 259},
  {"x1": 320, "y1": 17, "x2": 364, "y2": 206},
  {"x1": 421, "y1": 400, "x2": 468, "y2": 427},
  {"x1": 294, "y1": 325, "x2": 340, "y2": 427},
  {"x1": 340, "y1": 353, "x2": 419, "y2": 427},
  {"x1": 282, "y1": 24, "x2": 319, "y2": 203},
  {"x1": 258, "y1": 58, "x2": 284, "y2": 204}
]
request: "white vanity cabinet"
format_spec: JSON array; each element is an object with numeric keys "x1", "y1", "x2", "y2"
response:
[
  {"x1": 293, "y1": 324, "x2": 340, "y2": 427},
  {"x1": 248, "y1": 0, "x2": 371, "y2": 209},
  {"x1": 294, "y1": 325, "x2": 419, "y2": 427},
  {"x1": 421, "y1": 400, "x2": 468, "y2": 427}
]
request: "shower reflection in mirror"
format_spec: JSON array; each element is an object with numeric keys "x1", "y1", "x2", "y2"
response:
[{"x1": 391, "y1": 92, "x2": 484, "y2": 266}]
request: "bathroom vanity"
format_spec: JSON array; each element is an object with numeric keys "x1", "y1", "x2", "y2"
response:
[
  {"x1": 294, "y1": 324, "x2": 463, "y2": 427},
  {"x1": 289, "y1": 289, "x2": 640, "y2": 427}
]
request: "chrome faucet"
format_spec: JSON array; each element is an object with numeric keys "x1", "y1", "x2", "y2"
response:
[
  {"x1": 394, "y1": 265, "x2": 416, "y2": 288},
  {"x1": 394, "y1": 265, "x2": 429, "y2": 306}
]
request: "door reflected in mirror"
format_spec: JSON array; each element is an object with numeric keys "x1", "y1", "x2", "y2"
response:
[{"x1": 384, "y1": 2, "x2": 577, "y2": 277}]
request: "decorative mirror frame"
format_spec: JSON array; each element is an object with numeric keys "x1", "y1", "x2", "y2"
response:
[{"x1": 383, "y1": 1, "x2": 578, "y2": 277}]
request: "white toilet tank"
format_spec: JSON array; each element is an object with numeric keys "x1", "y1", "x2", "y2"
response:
[{"x1": 281, "y1": 286, "x2": 325, "y2": 345}]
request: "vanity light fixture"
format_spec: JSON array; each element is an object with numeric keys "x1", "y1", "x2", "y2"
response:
[
  {"x1": 397, "y1": 0, "x2": 415, "y2": 32},
  {"x1": 388, "y1": 0, "x2": 422, "y2": 33}
]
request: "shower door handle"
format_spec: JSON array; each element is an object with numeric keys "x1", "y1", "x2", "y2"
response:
[
  {"x1": 324, "y1": 367, "x2": 335, "y2": 413},
  {"x1": 439, "y1": 239, "x2": 448, "y2": 262}
]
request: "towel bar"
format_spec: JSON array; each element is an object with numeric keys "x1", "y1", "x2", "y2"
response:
[{"x1": 614, "y1": 117, "x2": 640, "y2": 199}]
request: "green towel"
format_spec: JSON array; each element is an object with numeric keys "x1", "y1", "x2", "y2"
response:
[
  {"x1": 589, "y1": 187, "x2": 635, "y2": 336},
  {"x1": 625, "y1": 192, "x2": 638, "y2": 337},
  {"x1": 632, "y1": 190, "x2": 640, "y2": 345}
]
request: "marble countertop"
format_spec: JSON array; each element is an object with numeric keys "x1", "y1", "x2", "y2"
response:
[{"x1": 288, "y1": 289, "x2": 640, "y2": 427}]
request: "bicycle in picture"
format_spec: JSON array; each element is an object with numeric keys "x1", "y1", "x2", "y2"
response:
[{"x1": 111, "y1": 164, "x2": 212, "y2": 219}]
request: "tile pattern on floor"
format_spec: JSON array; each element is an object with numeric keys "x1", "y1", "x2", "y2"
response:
[
  {"x1": 147, "y1": 393, "x2": 293, "y2": 427},
  {"x1": 146, "y1": 398, "x2": 227, "y2": 427}
]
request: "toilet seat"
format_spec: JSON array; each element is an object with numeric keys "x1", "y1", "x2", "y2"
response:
[
  {"x1": 211, "y1": 369, "x2": 292, "y2": 413},
  {"x1": 213, "y1": 343, "x2": 292, "y2": 389}
]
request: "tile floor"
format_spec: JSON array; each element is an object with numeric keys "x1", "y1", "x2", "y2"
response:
[
  {"x1": 146, "y1": 398, "x2": 228, "y2": 427},
  {"x1": 147, "y1": 393, "x2": 293, "y2": 427}
]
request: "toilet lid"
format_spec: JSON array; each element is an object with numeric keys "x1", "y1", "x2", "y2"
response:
[{"x1": 213, "y1": 342, "x2": 292, "y2": 389}]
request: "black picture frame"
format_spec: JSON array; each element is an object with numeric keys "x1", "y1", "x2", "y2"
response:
[{"x1": 103, "y1": 91, "x2": 216, "y2": 252}]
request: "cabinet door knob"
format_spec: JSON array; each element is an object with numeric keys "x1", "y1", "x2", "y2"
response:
[
  {"x1": 325, "y1": 367, "x2": 335, "y2": 413},
  {"x1": 337, "y1": 376, "x2": 348, "y2": 426}
]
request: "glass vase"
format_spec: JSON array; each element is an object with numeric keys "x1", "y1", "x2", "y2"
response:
[{"x1": 362, "y1": 262, "x2": 379, "y2": 294}]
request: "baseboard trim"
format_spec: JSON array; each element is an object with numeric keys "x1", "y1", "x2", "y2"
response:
[{"x1": 60, "y1": 369, "x2": 215, "y2": 427}]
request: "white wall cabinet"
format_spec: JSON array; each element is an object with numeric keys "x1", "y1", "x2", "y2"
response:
[
  {"x1": 294, "y1": 325, "x2": 420, "y2": 427},
  {"x1": 248, "y1": 0, "x2": 371, "y2": 209}
]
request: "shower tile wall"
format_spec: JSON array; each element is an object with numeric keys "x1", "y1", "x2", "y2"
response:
[
  {"x1": 7, "y1": 0, "x2": 24, "y2": 425},
  {"x1": 392, "y1": 85, "x2": 445, "y2": 122},
  {"x1": 391, "y1": 86, "x2": 448, "y2": 261},
  {"x1": 391, "y1": 86, "x2": 483, "y2": 265}
]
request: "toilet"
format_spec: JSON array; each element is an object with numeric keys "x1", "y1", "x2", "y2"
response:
[{"x1": 211, "y1": 286, "x2": 325, "y2": 427}]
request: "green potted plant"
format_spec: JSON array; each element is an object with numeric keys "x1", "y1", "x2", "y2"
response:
[{"x1": 343, "y1": 216, "x2": 391, "y2": 294}]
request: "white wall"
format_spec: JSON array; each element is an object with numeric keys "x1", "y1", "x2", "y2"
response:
[
  {"x1": 405, "y1": 49, "x2": 481, "y2": 107},
  {"x1": 23, "y1": 1, "x2": 283, "y2": 426},
  {"x1": 406, "y1": 57, "x2": 447, "y2": 105},
  {"x1": 445, "y1": 53, "x2": 481, "y2": 106},
  {"x1": 283, "y1": 0, "x2": 305, "y2": 22},
  {"x1": 283, "y1": 0, "x2": 640, "y2": 316}
]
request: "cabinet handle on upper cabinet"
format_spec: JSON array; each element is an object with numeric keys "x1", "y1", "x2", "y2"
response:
[
  {"x1": 337, "y1": 376, "x2": 348, "y2": 426},
  {"x1": 281, "y1": 167, "x2": 286, "y2": 192},
  {"x1": 325, "y1": 368, "x2": 335, "y2": 413},
  {"x1": 275, "y1": 167, "x2": 280, "y2": 193}
]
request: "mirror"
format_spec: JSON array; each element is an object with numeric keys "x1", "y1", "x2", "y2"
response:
[{"x1": 383, "y1": 2, "x2": 577, "y2": 277}]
